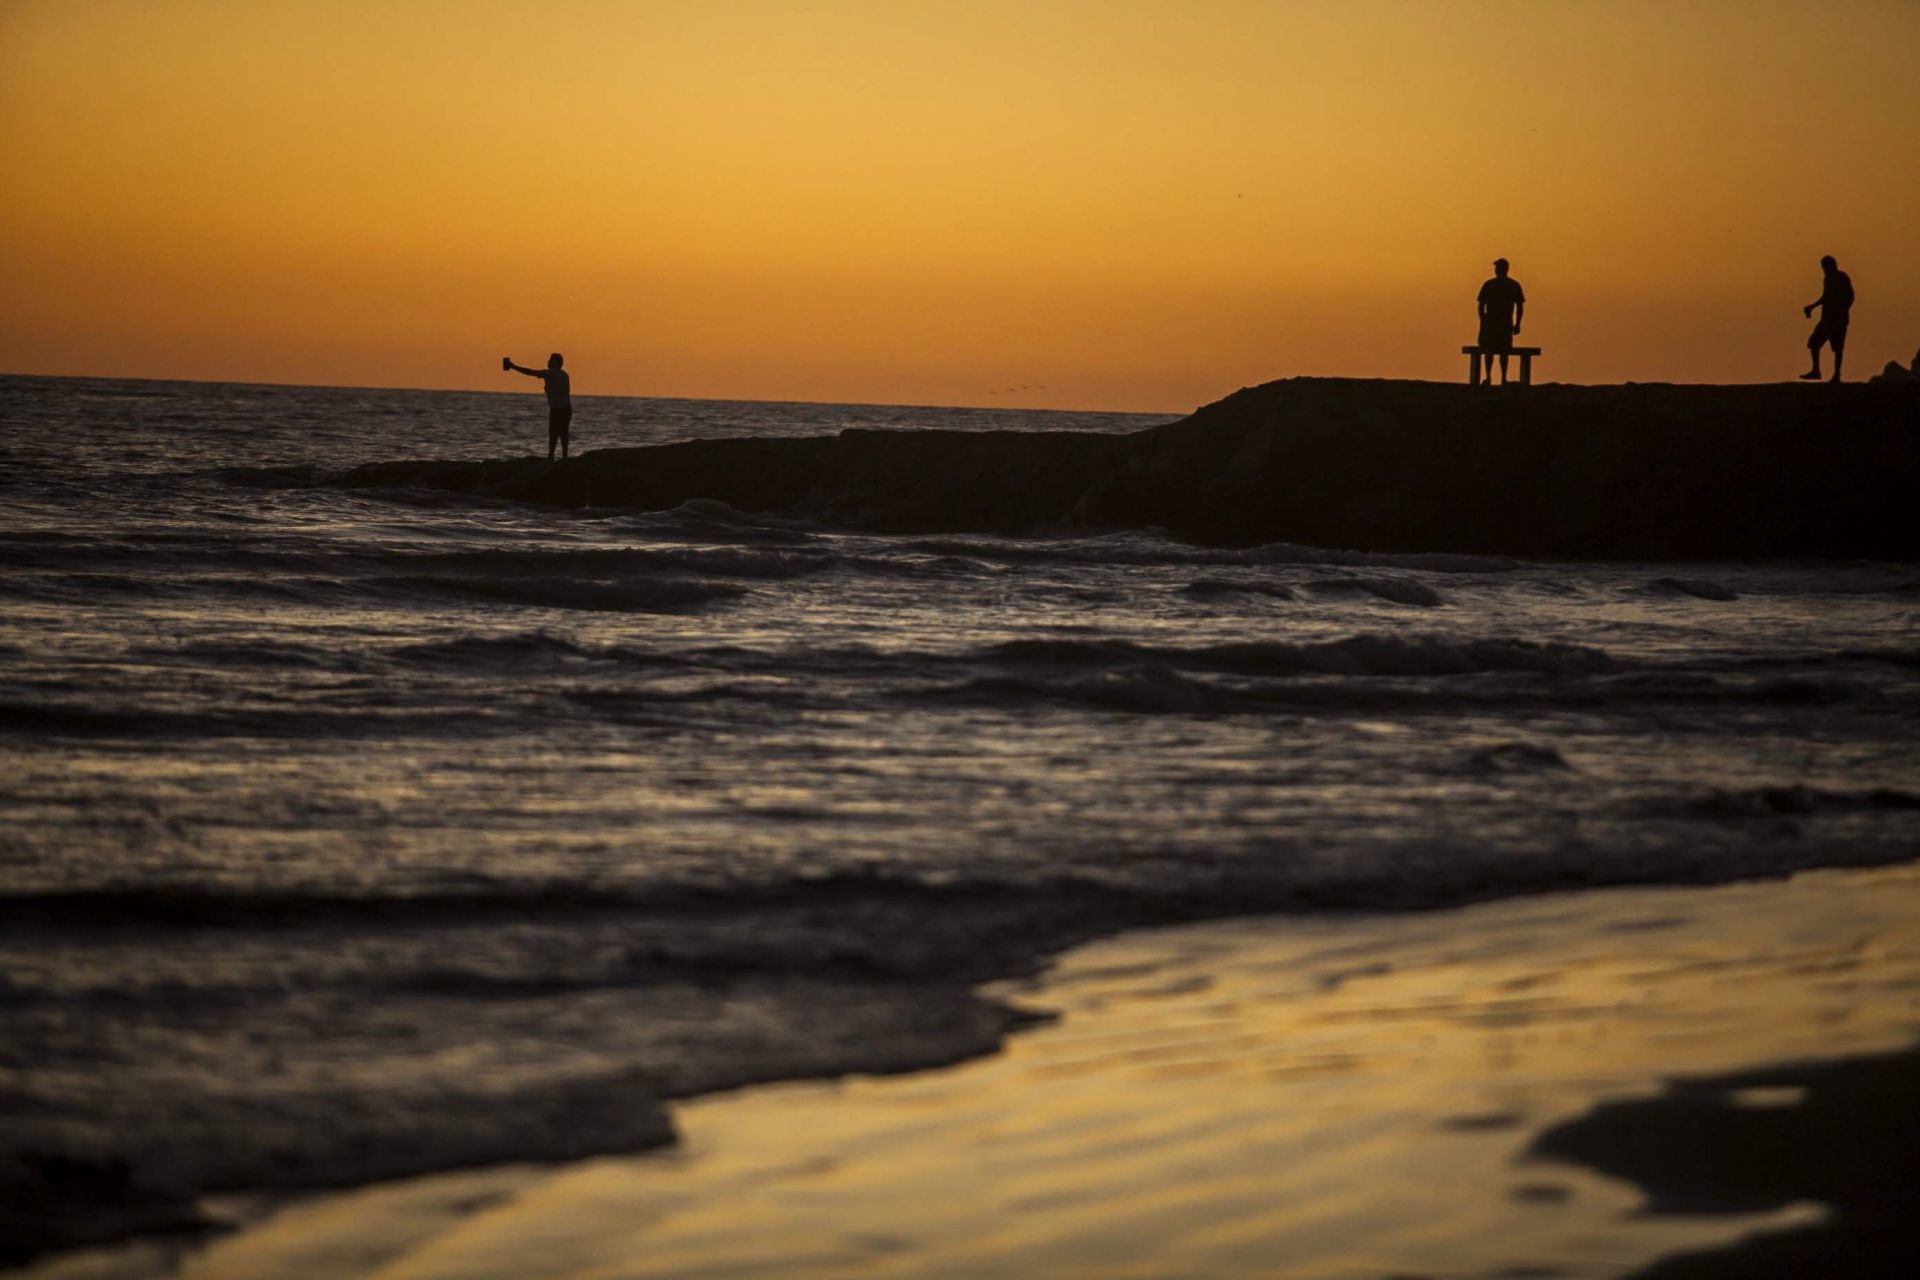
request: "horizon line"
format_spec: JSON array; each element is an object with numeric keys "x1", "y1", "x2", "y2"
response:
[
  {"x1": 0, "y1": 369, "x2": 1186, "y2": 418},
  {"x1": 4, "y1": 369, "x2": 1899, "y2": 418}
]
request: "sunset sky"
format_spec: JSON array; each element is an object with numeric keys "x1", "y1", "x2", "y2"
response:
[{"x1": 3, "y1": 0, "x2": 1915, "y2": 411}]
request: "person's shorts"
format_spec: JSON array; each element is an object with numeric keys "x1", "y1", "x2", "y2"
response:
[
  {"x1": 1477, "y1": 322, "x2": 1514, "y2": 354},
  {"x1": 548, "y1": 405, "x2": 573, "y2": 436},
  {"x1": 1809, "y1": 316, "x2": 1849, "y2": 352}
]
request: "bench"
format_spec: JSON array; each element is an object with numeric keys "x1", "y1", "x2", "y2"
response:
[{"x1": 1461, "y1": 345, "x2": 1542, "y2": 386}]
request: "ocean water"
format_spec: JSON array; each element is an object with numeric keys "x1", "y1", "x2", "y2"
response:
[{"x1": 2, "y1": 374, "x2": 1918, "y2": 1261}]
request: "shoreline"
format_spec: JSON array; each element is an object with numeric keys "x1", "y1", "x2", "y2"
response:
[
  {"x1": 16, "y1": 864, "x2": 1919, "y2": 1279},
  {"x1": 9, "y1": 841, "x2": 1920, "y2": 1265}
]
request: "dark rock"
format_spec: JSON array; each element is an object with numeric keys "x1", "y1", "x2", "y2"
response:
[{"x1": 335, "y1": 378, "x2": 1920, "y2": 560}]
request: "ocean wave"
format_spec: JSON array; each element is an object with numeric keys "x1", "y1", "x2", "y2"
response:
[
  {"x1": 1839, "y1": 646, "x2": 1920, "y2": 670},
  {"x1": 0, "y1": 883, "x2": 648, "y2": 930},
  {"x1": 1744, "y1": 676, "x2": 1881, "y2": 705},
  {"x1": 1461, "y1": 742, "x2": 1574, "y2": 774},
  {"x1": 125, "y1": 637, "x2": 363, "y2": 670},
  {"x1": 0, "y1": 701, "x2": 181, "y2": 737},
  {"x1": 1181, "y1": 577, "x2": 1299, "y2": 601},
  {"x1": 0, "y1": 871, "x2": 1064, "y2": 934},
  {"x1": 0, "y1": 530, "x2": 335, "y2": 577},
  {"x1": 0, "y1": 875, "x2": 1121, "y2": 961},
  {"x1": 1644, "y1": 785, "x2": 1920, "y2": 820},
  {"x1": 0, "y1": 699, "x2": 506, "y2": 741},
  {"x1": 364, "y1": 573, "x2": 745, "y2": 612},
  {"x1": 980, "y1": 634, "x2": 1621, "y2": 678},
  {"x1": 913, "y1": 670, "x2": 1898, "y2": 717},
  {"x1": 563, "y1": 681, "x2": 817, "y2": 717},
  {"x1": 1303, "y1": 575, "x2": 1446, "y2": 606},
  {"x1": 931, "y1": 667, "x2": 1257, "y2": 714},
  {"x1": 9, "y1": 829, "x2": 1919, "y2": 953},
  {"x1": 0, "y1": 537, "x2": 1001, "y2": 598},
  {"x1": 0, "y1": 531, "x2": 844, "y2": 601},
  {"x1": 0, "y1": 564, "x2": 352, "y2": 608},
  {"x1": 903, "y1": 535, "x2": 1519, "y2": 574},
  {"x1": 1644, "y1": 576, "x2": 1741, "y2": 601},
  {"x1": 401, "y1": 545, "x2": 833, "y2": 580},
  {"x1": 393, "y1": 631, "x2": 682, "y2": 670},
  {"x1": 1699, "y1": 648, "x2": 1920, "y2": 673},
  {"x1": 838, "y1": 552, "x2": 1003, "y2": 581},
  {"x1": 1234, "y1": 543, "x2": 1525, "y2": 573},
  {"x1": 609, "y1": 498, "x2": 824, "y2": 544},
  {"x1": 0, "y1": 571, "x2": 178, "y2": 602},
  {"x1": 0, "y1": 964, "x2": 618, "y2": 1010},
  {"x1": 921, "y1": 669, "x2": 1583, "y2": 716},
  {"x1": 203, "y1": 464, "x2": 330, "y2": 488},
  {"x1": 0, "y1": 1067, "x2": 679, "y2": 1265},
  {"x1": 388, "y1": 633, "x2": 1631, "y2": 685}
]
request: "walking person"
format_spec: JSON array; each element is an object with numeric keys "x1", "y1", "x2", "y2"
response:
[
  {"x1": 1801, "y1": 256, "x2": 1854, "y2": 382},
  {"x1": 504, "y1": 353, "x2": 573, "y2": 460}
]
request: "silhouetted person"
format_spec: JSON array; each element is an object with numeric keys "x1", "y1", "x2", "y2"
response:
[
  {"x1": 1801, "y1": 256, "x2": 1853, "y2": 382},
  {"x1": 505, "y1": 353, "x2": 572, "y2": 460},
  {"x1": 1476, "y1": 258, "x2": 1526, "y2": 385}
]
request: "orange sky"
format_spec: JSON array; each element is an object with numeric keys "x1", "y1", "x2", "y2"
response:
[{"x1": 2, "y1": 0, "x2": 1915, "y2": 411}]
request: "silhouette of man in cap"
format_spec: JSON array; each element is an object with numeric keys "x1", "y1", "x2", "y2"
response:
[
  {"x1": 1801, "y1": 256, "x2": 1853, "y2": 382},
  {"x1": 504, "y1": 353, "x2": 573, "y2": 460},
  {"x1": 1476, "y1": 259, "x2": 1526, "y2": 385}
]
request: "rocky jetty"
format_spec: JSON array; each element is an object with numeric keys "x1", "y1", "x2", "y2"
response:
[
  {"x1": 337, "y1": 378, "x2": 1920, "y2": 559},
  {"x1": 1872, "y1": 348, "x2": 1920, "y2": 382}
]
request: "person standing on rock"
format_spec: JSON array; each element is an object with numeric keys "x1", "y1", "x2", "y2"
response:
[
  {"x1": 1801, "y1": 256, "x2": 1854, "y2": 382},
  {"x1": 1476, "y1": 259, "x2": 1526, "y2": 386},
  {"x1": 504, "y1": 353, "x2": 573, "y2": 460}
]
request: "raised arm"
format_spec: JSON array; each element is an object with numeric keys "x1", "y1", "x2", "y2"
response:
[{"x1": 504, "y1": 358, "x2": 546, "y2": 379}]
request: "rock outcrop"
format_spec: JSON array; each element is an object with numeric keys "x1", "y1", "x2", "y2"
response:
[{"x1": 336, "y1": 378, "x2": 1920, "y2": 559}]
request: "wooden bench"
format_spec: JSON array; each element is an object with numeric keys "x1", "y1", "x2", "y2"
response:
[{"x1": 1462, "y1": 345, "x2": 1542, "y2": 386}]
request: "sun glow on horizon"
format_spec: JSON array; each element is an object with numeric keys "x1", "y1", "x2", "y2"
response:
[{"x1": 3, "y1": 0, "x2": 1916, "y2": 411}]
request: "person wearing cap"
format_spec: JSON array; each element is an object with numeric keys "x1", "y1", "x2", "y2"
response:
[
  {"x1": 1800, "y1": 256, "x2": 1854, "y2": 382},
  {"x1": 1475, "y1": 259, "x2": 1526, "y2": 385},
  {"x1": 504, "y1": 352, "x2": 573, "y2": 460}
]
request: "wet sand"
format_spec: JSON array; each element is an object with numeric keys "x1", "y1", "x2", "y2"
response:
[
  {"x1": 1537, "y1": 1045, "x2": 1919, "y2": 1277},
  {"x1": 19, "y1": 864, "x2": 1920, "y2": 1280}
]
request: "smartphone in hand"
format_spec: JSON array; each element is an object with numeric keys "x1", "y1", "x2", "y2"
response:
[{"x1": 502, "y1": 357, "x2": 512, "y2": 371}]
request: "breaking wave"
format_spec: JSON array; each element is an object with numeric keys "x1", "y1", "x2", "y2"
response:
[
  {"x1": 363, "y1": 573, "x2": 745, "y2": 612},
  {"x1": 978, "y1": 634, "x2": 1621, "y2": 677}
]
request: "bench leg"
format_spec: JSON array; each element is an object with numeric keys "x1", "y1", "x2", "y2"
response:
[
  {"x1": 1519, "y1": 353, "x2": 1533, "y2": 386},
  {"x1": 1468, "y1": 352, "x2": 1480, "y2": 386}
]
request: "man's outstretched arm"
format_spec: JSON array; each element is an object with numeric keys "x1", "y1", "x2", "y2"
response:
[{"x1": 504, "y1": 359, "x2": 546, "y2": 379}]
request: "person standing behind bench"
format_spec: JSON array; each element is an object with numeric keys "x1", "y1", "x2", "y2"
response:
[
  {"x1": 1476, "y1": 259, "x2": 1526, "y2": 385},
  {"x1": 504, "y1": 353, "x2": 573, "y2": 460},
  {"x1": 1801, "y1": 256, "x2": 1854, "y2": 382}
]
